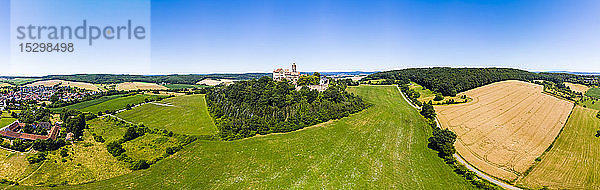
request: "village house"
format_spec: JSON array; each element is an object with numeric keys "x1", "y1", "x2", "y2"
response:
[{"x1": 0, "y1": 120, "x2": 61, "y2": 141}]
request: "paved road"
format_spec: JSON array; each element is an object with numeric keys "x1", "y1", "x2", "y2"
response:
[{"x1": 395, "y1": 85, "x2": 521, "y2": 190}]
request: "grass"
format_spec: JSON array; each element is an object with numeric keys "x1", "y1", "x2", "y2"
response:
[
  {"x1": 409, "y1": 82, "x2": 469, "y2": 104},
  {"x1": 518, "y1": 106, "x2": 600, "y2": 189},
  {"x1": 52, "y1": 94, "x2": 164, "y2": 114},
  {"x1": 116, "y1": 95, "x2": 217, "y2": 136},
  {"x1": 580, "y1": 98, "x2": 600, "y2": 110},
  {"x1": 585, "y1": 87, "x2": 600, "y2": 98},
  {"x1": 0, "y1": 149, "x2": 32, "y2": 182},
  {"x1": 163, "y1": 84, "x2": 208, "y2": 89},
  {"x1": 122, "y1": 134, "x2": 179, "y2": 162},
  {"x1": 86, "y1": 118, "x2": 129, "y2": 143},
  {"x1": 0, "y1": 78, "x2": 40, "y2": 86},
  {"x1": 49, "y1": 94, "x2": 126, "y2": 112},
  {"x1": 0, "y1": 118, "x2": 17, "y2": 127},
  {"x1": 67, "y1": 85, "x2": 475, "y2": 189},
  {"x1": 19, "y1": 130, "x2": 130, "y2": 186}
]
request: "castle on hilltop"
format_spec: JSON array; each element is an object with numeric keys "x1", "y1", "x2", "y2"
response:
[{"x1": 273, "y1": 63, "x2": 300, "y2": 84}]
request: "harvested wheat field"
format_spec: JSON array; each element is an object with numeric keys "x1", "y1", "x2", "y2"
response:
[
  {"x1": 196, "y1": 78, "x2": 236, "y2": 86},
  {"x1": 435, "y1": 80, "x2": 573, "y2": 181},
  {"x1": 27, "y1": 80, "x2": 101, "y2": 91},
  {"x1": 0, "y1": 83, "x2": 12, "y2": 87},
  {"x1": 116, "y1": 82, "x2": 168, "y2": 91},
  {"x1": 565, "y1": 82, "x2": 590, "y2": 94},
  {"x1": 518, "y1": 106, "x2": 600, "y2": 189}
]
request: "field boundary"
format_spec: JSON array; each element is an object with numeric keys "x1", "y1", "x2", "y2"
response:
[
  {"x1": 514, "y1": 103, "x2": 576, "y2": 184},
  {"x1": 395, "y1": 84, "x2": 522, "y2": 190}
]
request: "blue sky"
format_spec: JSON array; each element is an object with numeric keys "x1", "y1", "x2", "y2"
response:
[{"x1": 2, "y1": 0, "x2": 600, "y2": 75}]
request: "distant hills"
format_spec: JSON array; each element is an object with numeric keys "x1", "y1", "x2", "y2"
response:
[{"x1": 543, "y1": 71, "x2": 600, "y2": 75}]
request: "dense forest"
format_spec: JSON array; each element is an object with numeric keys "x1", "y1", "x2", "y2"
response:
[
  {"x1": 45, "y1": 73, "x2": 270, "y2": 84},
  {"x1": 362, "y1": 67, "x2": 589, "y2": 96},
  {"x1": 206, "y1": 76, "x2": 369, "y2": 140}
]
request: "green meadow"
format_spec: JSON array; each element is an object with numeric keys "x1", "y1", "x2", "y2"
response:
[
  {"x1": 585, "y1": 87, "x2": 600, "y2": 98},
  {"x1": 67, "y1": 85, "x2": 475, "y2": 189},
  {"x1": 51, "y1": 94, "x2": 164, "y2": 114},
  {"x1": 519, "y1": 106, "x2": 600, "y2": 189},
  {"x1": 116, "y1": 95, "x2": 217, "y2": 136}
]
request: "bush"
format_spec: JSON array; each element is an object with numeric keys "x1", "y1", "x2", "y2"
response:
[
  {"x1": 106, "y1": 141, "x2": 125, "y2": 157},
  {"x1": 433, "y1": 94, "x2": 444, "y2": 101},
  {"x1": 130, "y1": 160, "x2": 150, "y2": 170},
  {"x1": 60, "y1": 148, "x2": 69, "y2": 157},
  {"x1": 92, "y1": 133, "x2": 105, "y2": 143},
  {"x1": 428, "y1": 128, "x2": 457, "y2": 157},
  {"x1": 27, "y1": 152, "x2": 47, "y2": 164}
]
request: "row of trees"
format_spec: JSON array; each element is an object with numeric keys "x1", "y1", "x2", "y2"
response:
[
  {"x1": 46, "y1": 73, "x2": 269, "y2": 85},
  {"x1": 416, "y1": 100, "x2": 500, "y2": 189},
  {"x1": 206, "y1": 76, "x2": 369, "y2": 140},
  {"x1": 362, "y1": 67, "x2": 582, "y2": 96}
]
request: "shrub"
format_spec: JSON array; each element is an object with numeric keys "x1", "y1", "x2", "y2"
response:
[
  {"x1": 60, "y1": 148, "x2": 69, "y2": 157},
  {"x1": 433, "y1": 94, "x2": 444, "y2": 101},
  {"x1": 106, "y1": 141, "x2": 125, "y2": 157},
  {"x1": 130, "y1": 160, "x2": 150, "y2": 170},
  {"x1": 27, "y1": 152, "x2": 47, "y2": 164}
]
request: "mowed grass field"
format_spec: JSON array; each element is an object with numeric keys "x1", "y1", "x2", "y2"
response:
[
  {"x1": 585, "y1": 87, "x2": 600, "y2": 98},
  {"x1": 518, "y1": 106, "x2": 600, "y2": 189},
  {"x1": 49, "y1": 94, "x2": 126, "y2": 112},
  {"x1": 435, "y1": 80, "x2": 573, "y2": 181},
  {"x1": 70, "y1": 85, "x2": 476, "y2": 189},
  {"x1": 55, "y1": 94, "x2": 163, "y2": 114},
  {"x1": 116, "y1": 95, "x2": 217, "y2": 136}
]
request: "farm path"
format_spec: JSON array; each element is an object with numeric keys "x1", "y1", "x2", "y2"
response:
[{"x1": 395, "y1": 85, "x2": 521, "y2": 190}]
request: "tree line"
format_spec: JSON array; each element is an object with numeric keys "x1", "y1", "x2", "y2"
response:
[
  {"x1": 206, "y1": 76, "x2": 369, "y2": 140},
  {"x1": 362, "y1": 67, "x2": 586, "y2": 96},
  {"x1": 46, "y1": 73, "x2": 269, "y2": 85}
]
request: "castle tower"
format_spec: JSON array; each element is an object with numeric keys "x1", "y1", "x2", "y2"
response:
[{"x1": 292, "y1": 62, "x2": 297, "y2": 73}]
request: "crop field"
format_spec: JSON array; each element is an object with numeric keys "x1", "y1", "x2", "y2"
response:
[
  {"x1": 565, "y1": 82, "x2": 590, "y2": 94},
  {"x1": 116, "y1": 82, "x2": 168, "y2": 91},
  {"x1": 585, "y1": 87, "x2": 600, "y2": 98},
  {"x1": 76, "y1": 94, "x2": 162, "y2": 114},
  {"x1": 0, "y1": 83, "x2": 13, "y2": 87},
  {"x1": 0, "y1": 78, "x2": 40, "y2": 86},
  {"x1": 163, "y1": 84, "x2": 208, "y2": 89},
  {"x1": 26, "y1": 80, "x2": 101, "y2": 91},
  {"x1": 435, "y1": 80, "x2": 573, "y2": 181},
  {"x1": 518, "y1": 106, "x2": 600, "y2": 189},
  {"x1": 49, "y1": 94, "x2": 126, "y2": 112},
  {"x1": 73, "y1": 85, "x2": 476, "y2": 189},
  {"x1": 116, "y1": 95, "x2": 217, "y2": 135},
  {"x1": 20, "y1": 130, "x2": 130, "y2": 186},
  {"x1": 196, "y1": 78, "x2": 236, "y2": 86}
]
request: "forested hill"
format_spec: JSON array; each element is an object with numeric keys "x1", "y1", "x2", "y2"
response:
[
  {"x1": 45, "y1": 73, "x2": 270, "y2": 84},
  {"x1": 206, "y1": 76, "x2": 369, "y2": 140},
  {"x1": 362, "y1": 67, "x2": 591, "y2": 96}
]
